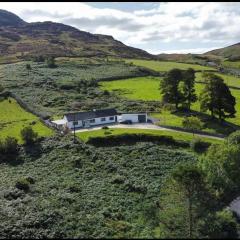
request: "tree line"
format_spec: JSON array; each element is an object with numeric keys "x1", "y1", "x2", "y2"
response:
[
  {"x1": 158, "y1": 130, "x2": 240, "y2": 238},
  {"x1": 160, "y1": 68, "x2": 236, "y2": 121}
]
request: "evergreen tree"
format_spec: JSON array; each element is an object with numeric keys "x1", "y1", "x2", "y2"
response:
[
  {"x1": 199, "y1": 73, "x2": 236, "y2": 120},
  {"x1": 160, "y1": 68, "x2": 184, "y2": 109},
  {"x1": 182, "y1": 68, "x2": 197, "y2": 110}
]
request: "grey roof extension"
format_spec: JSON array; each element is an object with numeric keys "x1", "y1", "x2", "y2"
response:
[{"x1": 64, "y1": 108, "x2": 118, "y2": 122}]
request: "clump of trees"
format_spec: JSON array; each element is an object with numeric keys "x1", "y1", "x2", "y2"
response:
[
  {"x1": 158, "y1": 129, "x2": 240, "y2": 238},
  {"x1": 159, "y1": 161, "x2": 239, "y2": 238},
  {"x1": 161, "y1": 70, "x2": 236, "y2": 121},
  {"x1": 199, "y1": 72, "x2": 236, "y2": 121},
  {"x1": 20, "y1": 126, "x2": 38, "y2": 145},
  {"x1": 160, "y1": 68, "x2": 197, "y2": 110}
]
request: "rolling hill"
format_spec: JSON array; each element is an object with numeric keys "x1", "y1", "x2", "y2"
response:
[
  {"x1": 0, "y1": 9, "x2": 153, "y2": 62},
  {"x1": 205, "y1": 42, "x2": 240, "y2": 60}
]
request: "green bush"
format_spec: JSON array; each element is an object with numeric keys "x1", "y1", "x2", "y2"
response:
[
  {"x1": 0, "y1": 137, "x2": 18, "y2": 162},
  {"x1": 102, "y1": 126, "x2": 109, "y2": 130},
  {"x1": 190, "y1": 138, "x2": 211, "y2": 153},
  {"x1": 87, "y1": 133, "x2": 188, "y2": 148},
  {"x1": 226, "y1": 130, "x2": 240, "y2": 145},
  {"x1": 20, "y1": 126, "x2": 38, "y2": 145},
  {"x1": 15, "y1": 178, "x2": 31, "y2": 191},
  {"x1": 46, "y1": 56, "x2": 57, "y2": 68}
]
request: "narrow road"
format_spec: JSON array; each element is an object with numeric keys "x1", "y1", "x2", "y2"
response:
[{"x1": 74, "y1": 123, "x2": 224, "y2": 141}]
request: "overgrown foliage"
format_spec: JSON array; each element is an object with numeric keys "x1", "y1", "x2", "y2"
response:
[{"x1": 0, "y1": 135, "x2": 197, "y2": 238}]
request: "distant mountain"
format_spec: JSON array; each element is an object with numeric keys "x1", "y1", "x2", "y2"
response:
[
  {"x1": 204, "y1": 43, "x2": 240, "y2": 60},
  {"x1": 0, "y1": 10, "x2": 153, "y2": 62},
  {"x1": 0, "y1": 9, "x2": 26, "y2": 27}
]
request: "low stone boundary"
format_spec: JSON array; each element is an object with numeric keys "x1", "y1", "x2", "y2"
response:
[{"x1": 0, "y1": 91, "x2": 58, "y2": 132}]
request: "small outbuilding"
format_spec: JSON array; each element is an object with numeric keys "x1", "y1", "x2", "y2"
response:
[{"x1": 118, "y1": 113, "x2": 148, "y2": 123}]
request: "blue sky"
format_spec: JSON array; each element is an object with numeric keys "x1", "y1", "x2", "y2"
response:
[{"x1": 1, "y1": 2, "x2": 240, "y2": 54}]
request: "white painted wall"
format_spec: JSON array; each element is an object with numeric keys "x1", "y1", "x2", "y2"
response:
[
  {"x1": 67, "y1": 120, "x2": 83, "y2": 129},
  {"x1": 66, "y1": 115, "x2": 117, "y2": 129},
  {"x1": 88, "y1": 116, "x2": 117, "y2": 127},
  {"x1": 118, "y1": 113, "x2": 147, "y2": 123}
]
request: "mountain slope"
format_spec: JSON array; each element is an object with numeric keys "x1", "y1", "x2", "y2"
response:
[
  {"x1": 205, "y1": 43, "x2": 240, "y2": 60},
  {"x1": 0, "y1": 9, "x2": 26, "y2": 27},
  {"x1": 0, "y1": 10, "x2": 153, "y2": 62}
]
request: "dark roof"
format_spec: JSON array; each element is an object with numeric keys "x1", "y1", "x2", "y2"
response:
[{"x1": 64, "y1": 108, "x2": 118, "y2": 122}]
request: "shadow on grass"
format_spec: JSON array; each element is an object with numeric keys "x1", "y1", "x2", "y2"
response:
[{"x1": 172, "y1": 108, "x2": 240, "y2": 135}]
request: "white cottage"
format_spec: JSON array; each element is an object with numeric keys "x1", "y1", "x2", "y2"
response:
[
  {"x1": 63, "y1": 108, "x2": 118, "y2": 129},
  {"x1": 52, "y1": 108, "x2": 148, "y2": 130}
]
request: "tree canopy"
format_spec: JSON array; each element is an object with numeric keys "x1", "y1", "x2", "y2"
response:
[{"x1": 199, "y1": 73, "x2": 236, "y2": 120}]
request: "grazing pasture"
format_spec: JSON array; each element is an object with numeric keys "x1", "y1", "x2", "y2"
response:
[
  {"x1": 0, "y1": 98, "x2": 53, "y2": 142},
  {"x1": 125, "y1": 59, "x2": 215, "y2": 72},
  {"x1": 196, "y1": 72, "x2": 240, "y2": 89},
  {"x1": 100, "y1": 76, "x2": 162, "y2": 101},
  {"x1": 101, "y1": 75, "x2": 240, "y2": 134}
]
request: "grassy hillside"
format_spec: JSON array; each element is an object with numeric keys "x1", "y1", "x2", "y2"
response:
[
  {"x1": 196, "y1": 72, "x2": 240, "y2": 88},
  {"x1": 0, "y1": 135, "x2": 197, "y2": 238},
  {"x1": 100, "y1": 76, "x2": 161, "y2": 101},
  {"x1": 205, "y1": 43, "x2": 240, "y2": 60},
  {"x1": 0, "y1": 59, "x2": 152, "y2": 116},
  {"x1": 0, "y1": 97, "x2": 53, "y2": 142},
  {"x1": 101, "y1": 73, "x2": 240, "y2": 135},
  {"x1": 124, "y1": 59, "x2": 215, "y2": 72}
]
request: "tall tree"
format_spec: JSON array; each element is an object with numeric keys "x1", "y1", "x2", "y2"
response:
[
  {"x1": 199, "y1": 73, "x2": 236, "y2": 120},
  {"x1": 182, "y1": 68, "x2": 197, "y2": 110},
  {"x1": 160, "y1": 68, "x2": 184, "y2": 109},
  {"x1": 159, "y1": 163, "x2": 217, "y2": 238}
]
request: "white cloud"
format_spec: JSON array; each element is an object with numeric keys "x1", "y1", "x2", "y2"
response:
[{"x1": 0, "y1": 2, "x2": 240, "y2": 53}]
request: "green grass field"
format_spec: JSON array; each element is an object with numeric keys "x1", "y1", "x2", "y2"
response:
[
  {"x1": 222, "y1": 60, "x2": 240, "y2": 69},
  {"x1": 125, "y1": 59, "x2": 215, "y2": 72},
  {"x1": 0, "y1": 98, "x2": 54, "y2": 143},
  {"x1": 100, "y1": 76, "x2": 162, "y2": 101},
  {"x1": 196, "y1": 72, "x2": 240, "y2": 88},
  {"x1": 101, "y1": 74, "x2": 240, "y2": 134},
  {"x1": 77, "y1": 128, "x2": 222, "y2": 144}
]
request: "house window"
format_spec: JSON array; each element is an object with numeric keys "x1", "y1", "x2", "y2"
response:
[
  {"x1": 109, "y1": 116, "x2": 114, "y2": 120},
  {"x1": 89, "y1": 119, "x2": 95, "y2": 123},
  {"x1": 73, "y1": 121, "x2": 78, "y2": 125},
  {"x1": 101, "y1": 117, "x2": 106, "y2": 122}
]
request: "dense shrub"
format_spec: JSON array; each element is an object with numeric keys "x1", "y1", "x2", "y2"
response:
[
  {"x1": 0, "y1": 137, "x2": 19, "y2": 163},
  {"x1": 190, "y1": 138, "x2": 211, "y2": 153},
  {"x1": 87, "y1": 133, "x2": 188, "y2": 147},
  {"x1": 15, "y1": 178, "x2": 31, "y2": 191},
  {"x1": 102, "y1": 126, "x2": 109, "y2": 130},
  {"x1": 226, "y1": 130, "x2": 240, "y2": 145},
  {"x1": 20, "y1": 126, "x2": 38, "y2": 145}
]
